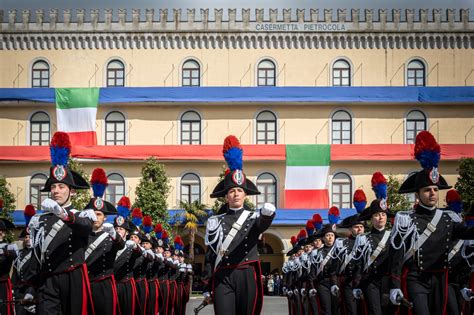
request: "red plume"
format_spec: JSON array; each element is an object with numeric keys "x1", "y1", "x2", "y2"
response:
[
  {"x1": 222, "y1": 135, "x2": 242, "y2": 153},
  {"x1": 328, "y1": 206, "x2": 340, "y2": 217},
  {"x1": 353, "y1": 189, "x2": 367, "y2": 202},
  {"x1": 306, "y1": 220, "x2": 314, "y2": 230},
  {"x1": 132, "y1": 208, "x2": 143, "y2": 218},
  {"x1": 91, "y1": 168, "x2": 108, "y2": 185},
  {"x1": 224, "y1": 169, "x2": 231, "y2": 176},
  {"x1": 290, "y1": 236, "x2": 297, "y2": 245},
  {"x1": 446, "y1": 189, "x2": 461, "y2": 203},
  {"x1": 174, "y1": 235, "x2": 182, "y2": 244},
  {"x1": 414, "y1": 131, "x2": 440, "y2": 158},
  {"x1": 154, "y1": 223, "x2": 163, "y2": 233},
  {"x1": 117, "y1": 196, "x2": 131, "y2": 208},
  {"x1": 143, "y1": 215, "x2": 152, "y2": 227},
  {"x1": 297, "y1": 229, "x2": 307, "y2": 240},
  {"x1": 371, "y1": 172, "x2": 387, "y2": 186},
  {"x1": 312, "y1": 214, "x2": 322, "y2": 224},
  {"x1": 24, "y1": 204, "x2": 36, "y2": 217},
  {"x1": 162, "y1": 230, "x2": 169, "y2": 239},
  {"x1": 0, "y1": 199, "x2": 4, "y2": 209},
  {"x1": 50, "y1": 132, "x2": 71, "y2": 150}
]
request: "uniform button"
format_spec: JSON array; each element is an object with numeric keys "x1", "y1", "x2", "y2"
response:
[
  {"x1": 227, "y1": 263, "x2": 230, "y2": 266},
  {"x1": 70, "y1": 258, "x2": 73, "y2": 262},
  {"x1": 225, "y1": 256, "x2": 229, "y2": 259},
  {"x1": 244, "y1": 244, "x2": 247, "y2": 247},
  {"x1": 245, "y1": 251, "x2": 248, "y2": 254},
  {"x1": 245, "y1": 258, "x2": 248, "y2": 261}
]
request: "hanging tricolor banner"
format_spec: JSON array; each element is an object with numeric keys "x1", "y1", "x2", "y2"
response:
[
  {"x1": 284, "y1": 144, "x2": 330, "y2": 209},
  {"x1": 55, "y1": 88, "x2": 99, "y2": 146}
]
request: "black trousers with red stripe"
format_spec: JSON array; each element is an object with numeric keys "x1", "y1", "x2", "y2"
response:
[
  {"x1": 147, "y1": 279, "x2": 159, "y2": 315},
  {"x1": 158, "y1": 280, "x2": 170, "y2": 315},
  {"x1": 135, "y1": 278, "x2": 149, "y2": 315},
  {"x1": 116, "y1": 278, "x2": 138, "y2": 315},
  {"x1": 37, "y1": 264, "x2": 95, "y2": 315},
  {"x1": 405, "y1": 269, "x2": 448, "y2": 315},
  {"x1": 0, "y1": 278, "x2": 14, "y2": 315},
  {"x1": 90, "y1": 276, "x2": 120, "y2": 315},
  {"x1": 213, "y1": 267, "x2": 259, "y2": 315}
]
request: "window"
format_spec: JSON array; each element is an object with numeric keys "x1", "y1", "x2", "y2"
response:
[
  {"x1": 32, "y1": 60, "x2": 50, "y2": 88},
  {"x1": 407, "y1": 60, "x2": 426, "y2": 86},
  {"x1": 180, "y1": 173, "x2": 201, "y2": 203},
  {"x1": 107, "y1": 60, "x2": 125, "y2": 87},
  {"x1": 182, "y1": 60, "x2": 200, "y2": 87},
  {"x1": 258, "y1": 243, "x2": 274, "y2": 255},
  {"x1": 30, "y1": 111, "x2": 50, "y2": 146},
  {"x1": 332, "y1": 59, "x2": 351, "y2": 86},
  {"x1": 105, "y1": 173, "x2": 125, "y2": 205},
  {"x1": 331, "y1": 110, "x2": 352, "y2": 144},
  {"x1": 406, "y1": 110, "x2": 426, "y2": 144},
  {"x1": 256, "y1": 111, "x2": 277, "y2": 144},
  {"x1": 256, "y1": 173, "x2": 277, "y2": 209},
  {"x1": 30, "y1": 174, "x2": 49, "y2": 209},
  {"x1": 181, "y1": 111, "x2": 201, "y2": 144},
  {"x1": 332, "y1": 172, "x2": 352, "y2": 208},
  {"x1": 257, "y1": 60, "x2": 276, "y2": 86},
  {"x1": 105, "y1": 111, "x2": 126, "y2": 145}
]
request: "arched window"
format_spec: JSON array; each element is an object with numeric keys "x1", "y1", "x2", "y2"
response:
[
  {"x1": 32, "y1": 60, "x2": 50, "y2": 88},
  {"x1": 407, "y1": 60, "x2": 426, "y2": 86},
  {"x1": 184, "y1": 243, "x2": 205, "y2": 255},
  {"x1": 332, "y1": 172, "x2": 352, "y2": 208},
  {"x1": 182, "y1": 60, "x2": 200, "y2": 87},
  {"x1": 257, "y1": 60, "x2": 276, "y2": 86},
  {"x1": 258, "y1": 242, "x2": 274, "y2": 255},
  {"x1": 406, "y1": 110, "x2": 426, "y2": 144},
  {"x1": 181, "y1": 173, "x2": 201, "y2": 203},
  {"x1": 107, "y1": 60, "x2": 125, "y2": 87},
  {"x1": 331, "y1": 110, "x2": 352, "y2": 144},
  {"x1": 332, "y1": 59, "x2": 351, "y2": 86},
  {"x1": 30, "y1": 174, "x2": 49, "y2": 209},
  {"x1": 256, "y1": 173, "x2": 277, "y2": 209},
  {"x1": 30, "y1": 111, "x2": 50, "y2": 146},
  {"x1": 181, "y1": 111, "x2": 201, "y2": 144},
  {"x1": 105, "y1": 111, "x2": 126, "y2": 145},
  {"x1": 256, "y1": 111, "x2": 277, "y2": 144},
  {"x1": 105, "y1": 173, "x2": 125, "y2": 205}
]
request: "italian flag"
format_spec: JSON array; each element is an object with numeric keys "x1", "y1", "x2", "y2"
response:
[
  {"x1": 284, "y1": 144, "x2": 330, "y2": 209},
  {"x1": 55, "y1": 88, "x2": 99, "y2": 146}
]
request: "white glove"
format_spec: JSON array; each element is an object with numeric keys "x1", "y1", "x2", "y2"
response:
[
  {"x1": 23, "y1": 293, "x2": 36, "y2": 313},
  {"x1": 260, "y1": 203, "x2": 276, "y2": 216},
  {"x1": 353, "y1": 288, "x2": 363, "y2": 299},
  {"x1": 42, "y1": 198, "x2": 68, "y2": 220},
  {"x1": 203, "y1": 292, "x2": 211, "y2": 299},
  {"x1": 309, "y1": 288, "x2": 317, "y2": 297},
  {"x1": 7, "y1": 244, "x2": 18, "y2": 253},
  {"x1": 293, "y1": 288, "x2": 299, "y2": 296},
  {"x1": 144, "y1": 249, "x2": 154, "y2": 258},
  {"x1": 461, "y1": 288, "x2": 473, "y2": 301},
  {"x1": 125, "y1": 240, "x2": 137, "y2": 250},
  {"x1": 179, "y1": 265, "x2": 186, "y2": 272},
  {"x1": 287, "y1": 290, "x2": 293, "y2": 297},
  {"x1": 155, "y1": 252, "x2": 164, "y2": 261},
  {"x1": 102, "y1": 223, "x2": 116, "y2": 240},
  {"x1": 0, "y1": 249, "x2": 4, "y2": 255},
  {"x1": 138, "y1": 245, "x2": 146, "y2": 254},
  {"x1": 390, "y1": 289, "x2": 404, "y2": 305},
  {"x1": 300, "y1": 288, "x2": 307, "y2": 296},
  {"x1": 186, "y1": 263, "x2": 193, "y2": 271},
  {"x1": 167, "y1": 257, "x2": 173, "y2": 263},
  {"x1": 78, "y1": 209, "x2": 98, "y2": 222},
  {"x1": 330, "y1": 285, "x2": 339, "y2": 296},
  {"x1": 282, "y1": 287, "x2": 287, "y2": 295}
]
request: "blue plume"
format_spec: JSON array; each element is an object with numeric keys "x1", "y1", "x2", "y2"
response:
[
  {"x1": 416, "y1": 151, "x2": 440, "y2": 170},
  {"x1": 50, "y1": 146, "x2": 70, "y2": 166},
  {"x1": 164, "y1": 237, "x2": 169, "y2": 244},
  {"x1": 373, "y1": 183, "x2": 387, "y2": 200},
  {"x1": 448, "y1": 201, "x2": 463, "y2": 214},
  {"x1": 132, "y1": 217, "x2": 142, "y2": 227},
  {"x1": 314, "y1": 222, "x2": 323, "y2": 230},
  {"x1": 224, "y1": 147, "x2": 243, "y2": 171},
  {"x1": 353, "y1": 201, "x2": 367, "y2": 213},
  {"x1": 156, "y1": 232, "x2": 162, "y2": 239},
  {"x1": 92, "y1": 183, "x2": 106, "y2": 198},
  {"x1": 328, "y1": 214, "x2": 339, "y2": 224},
  {"x1": 143, "y1": 225, "x2": 153, "y2": 234},
  {"x1": 117, "y1": 206, "x2": 130, "y2": 218}
]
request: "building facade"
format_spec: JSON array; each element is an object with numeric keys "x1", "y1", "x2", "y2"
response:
[{"x1": 1, "y1": 7, "x2": 473, "y2": 275}]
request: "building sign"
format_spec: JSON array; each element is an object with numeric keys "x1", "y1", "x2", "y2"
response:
[{"x1": 253, "y1": 23, "x2": 350, "y2": 32}]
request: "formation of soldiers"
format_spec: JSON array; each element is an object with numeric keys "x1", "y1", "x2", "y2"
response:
[
  {"x1": 282, "y1": 131, "x2": 474, "y2": 315},
  {"x1": 0, "y1": 132, "x2": 193, "y2": 315}
]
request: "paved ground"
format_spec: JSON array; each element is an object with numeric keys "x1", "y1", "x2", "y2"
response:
[{"x1": 186, "y1": 296, "x2": 288, "y2": 314}]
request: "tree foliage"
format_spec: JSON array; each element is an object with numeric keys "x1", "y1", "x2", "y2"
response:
[
  {"x1": 455, "y1": 158, "x2": 474, "y2": 211},
  {"x1": 133, "y1": 157, "x2": 171, "y2": 229},
  {"x1": 387, "y1": 174, "x2": 412, "y2": 212},
  {"x1": 176, "y1": 200, "x2": 209, "y2": 260},
  {"x1": 0, "y1": 176, "x2": 15, "y2": 218},
  {"x1": 68, "y1": 158, "x2": 91, "y2": 210}
]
